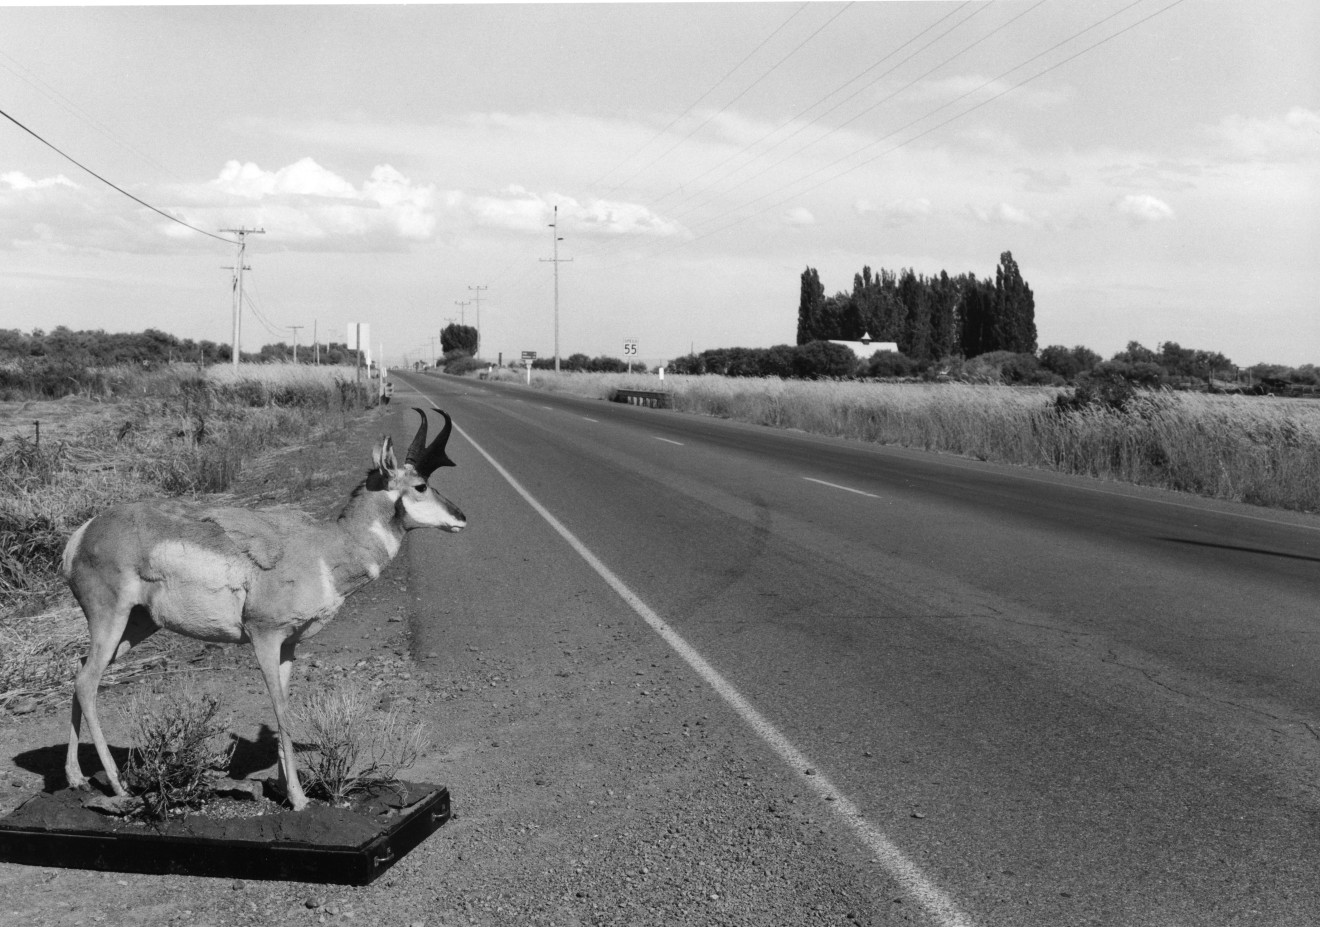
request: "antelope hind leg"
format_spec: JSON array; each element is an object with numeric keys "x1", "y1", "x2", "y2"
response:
[{"x1": 67, "y1": 605, "x2": 158, "y2": 793}]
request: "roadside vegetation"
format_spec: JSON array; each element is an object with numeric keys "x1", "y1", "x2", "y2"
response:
[
  {"x1": 471, "y1": 367, "x2": 1320, "y2": 514},
  {"x1": 0, "y1": 361, "x2": 375, "y2": 716}
]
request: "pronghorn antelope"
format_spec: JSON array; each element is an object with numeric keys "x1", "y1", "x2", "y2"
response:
[{"x1": 60, "y1": 406, "x2": 466, "y2": 811}]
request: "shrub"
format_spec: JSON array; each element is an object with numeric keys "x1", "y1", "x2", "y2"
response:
[
  {"x1": 294, "y1": 683, "x2": 428, "y2": 805},
  {"x1": 444, "y1": 354, "x2": 487, "y2": 376},
  {"x1": 863, "y1": 350, "x2": 920, "y2": 379},
  {"x1": 122, "y1": 681, "x2": 235, "y2": 821}
]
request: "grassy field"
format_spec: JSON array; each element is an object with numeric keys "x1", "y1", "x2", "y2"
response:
[
  {"x1": 0, "y1": 363, "x2": 374, "y2": 714},
  {"x1": 484, "y1": 369, "x2": 1320, "y2": 513}
]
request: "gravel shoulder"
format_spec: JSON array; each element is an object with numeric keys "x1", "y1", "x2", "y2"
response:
[{"x1": 0, "y1": 403, "x2": 911, "y2": 927}]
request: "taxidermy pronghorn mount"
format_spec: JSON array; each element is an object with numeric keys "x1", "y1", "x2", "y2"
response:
[{"x1": 61, "y1": 406, "x2": 466, "y2": 811}]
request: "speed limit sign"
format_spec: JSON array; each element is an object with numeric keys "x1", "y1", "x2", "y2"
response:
[{"x1": 624, "y1": 339, "x2": 638, "y2": 355}]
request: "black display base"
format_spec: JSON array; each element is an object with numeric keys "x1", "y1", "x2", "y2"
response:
[{"x1": 0, "y1": 781, "x2": 450, "y2": 885}]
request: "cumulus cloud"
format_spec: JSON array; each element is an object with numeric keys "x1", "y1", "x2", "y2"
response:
[
  {"x1": 197, "y1": 158, "x2": 438, "y2": 246},
  {"x1": 2, "y1": 171, "x2": 79, "y2": 191},
  {"x1": 855, "y1": 196, "x2": 932, "y2": 225},
  {"x1": 782, "y1": 206, "x2": 816, "y2": 227},
  {"x1": 0, "y1": 171, "x2": 98, "y2": 252},
  {"x1": 1114, "y1": 194, "x2": 1174, "y2": 224},
  {"x1": 459, "y1": 185, "x2": 685, "y2": 238},
  {"x1": 1016, "y1": 167, "x2": 1071, "y2": 193},
  {"x1": 971, "y1": 202, "x2": 1035, "y2": 225},
  {"x1": 1211, "y1": 107, "x2": 1320, "y2": 161}
]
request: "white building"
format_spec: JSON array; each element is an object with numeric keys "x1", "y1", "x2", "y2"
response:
[{"x1": 828, "y1": 332, "x2": 900, "y2": 358}]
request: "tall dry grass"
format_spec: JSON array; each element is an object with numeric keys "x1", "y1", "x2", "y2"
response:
[
  {"x1": 500, "y1": 370, "x2": 1320, "y2": 512},
  {"x1": 1, "y1": 362, "x2": 374, "y2": 714},
  {"x1": 0, "y1": 363, "x2": 371, "y2": 612}
]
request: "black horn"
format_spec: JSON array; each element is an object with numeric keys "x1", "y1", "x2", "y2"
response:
[{"x1": 405, "y1": 407, "x2": 456, "y2": 477}]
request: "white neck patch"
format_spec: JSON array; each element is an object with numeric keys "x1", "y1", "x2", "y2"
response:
[{"x1": 370, "y1": 520, "x2": 401, "y2": 559}]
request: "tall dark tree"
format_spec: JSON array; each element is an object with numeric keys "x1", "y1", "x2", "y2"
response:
[
  {"x1": 927, "y1": 271, "x2": 960, "y2": 360},
  {"x1": 896, "y1": 269, "x2": 932, "y2": 361},
  {"x1": 441, "y1": 323, "x2": 479, "y2": 355},
  {"x1": 958, "y1": 273, "x2": 996, "y2": 358},
  {"x1": 796, "y1": 267, "x2": 826, "y2": 344},
  {"x1": 993, "y1": 251, "x2": 1037, "y2": 353}
]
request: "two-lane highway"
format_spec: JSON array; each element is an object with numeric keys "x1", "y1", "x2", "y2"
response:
[{"x1": 402, "y1": 372, "x2": 1320, "y2": 926}]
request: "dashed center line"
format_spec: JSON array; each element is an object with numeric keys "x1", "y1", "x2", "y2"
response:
[
  {"x1": 653, "y1": 436, "x2": 684, "y2": 446},
  {"x1": 803, "y1": 476, "x2": 880, "y2": 499},
  {"x1": 582, "y1": 417, "x2": 599, "y2": 423}
]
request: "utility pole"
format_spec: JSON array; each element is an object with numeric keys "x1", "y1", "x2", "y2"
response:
[
  {"x1": 429, "y1": 336, "x2": 437, "y2": 367},
  {"x1": 314, "y1": 319, "x2": 319, "y2": 365},
  {"x1": 454, "y1": 300, "x2": 470, "y2": 325},
  {"x1": 540, "y1": 205, "x2": 571, "y2": 372},
  {"x1": 220, "y1": 227, "x2": 265, "y2": 369},
  {"x1": 289, "y1": 325, "x2": 302, "y2": 363},
  {"x1": 468, "y1": 284, "x2": 487, "y2": 358}
]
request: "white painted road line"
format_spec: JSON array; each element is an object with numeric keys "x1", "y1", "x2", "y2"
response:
[
  {"x1": 455, "y1": 421, "x2": 977, "y2": 927},
  {"x1": 653, "y1": 436, "x2": 684, "y2": 446},
  {"x1": 582, "y1": 417, "x2": 599, "y2": 423},
  {"x1": 803, "y1": 476, "x2": 880, "y2": 499}
]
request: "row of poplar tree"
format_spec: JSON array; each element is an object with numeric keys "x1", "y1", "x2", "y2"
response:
[{"x1": 796, "y1": 251, "x2": 1037, "y2": 361}]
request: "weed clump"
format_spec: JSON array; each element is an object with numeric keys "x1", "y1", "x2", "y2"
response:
[
  {"x1": 122, "y1": 681, "x2": 235, "y2": 821},
  {"x1": 294, "y1": 683, "x2": 428, "y2": 805}
]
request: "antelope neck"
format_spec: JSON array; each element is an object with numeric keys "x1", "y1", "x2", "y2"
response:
[{"x1": 336, "y1": 483, "x2": 405, "y2": 577}]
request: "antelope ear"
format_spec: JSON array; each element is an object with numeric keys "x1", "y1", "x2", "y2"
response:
[{"x1": 373, "y1": 437, "x2": 397, "y2": 474}]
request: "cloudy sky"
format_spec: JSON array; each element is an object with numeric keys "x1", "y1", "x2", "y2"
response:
[{"x1": 2, "y1": 1, "x2": 1317, "y2": 369}]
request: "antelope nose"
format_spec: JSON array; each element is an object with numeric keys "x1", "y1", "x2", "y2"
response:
[{"x1": 447, "y1": 502, "x2": 467, "y2": 531}]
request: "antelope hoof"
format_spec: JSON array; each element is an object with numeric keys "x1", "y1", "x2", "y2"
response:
[{"x1": 66, "y1": 773, "x2": 90, "y2": 792}]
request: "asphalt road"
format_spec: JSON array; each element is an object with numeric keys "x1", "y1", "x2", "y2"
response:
[{"x1": 398, "y1": 372, "x2": 1320, "y2": 927}]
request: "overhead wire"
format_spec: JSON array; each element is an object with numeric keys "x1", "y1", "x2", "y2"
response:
[
  {"x1": 655, "y1": 1, "x2": 982, "y2": 214},
  {"x1": 572, "y1": 0, "x2": 996, "y2": 267},
  {"x1": 599, "y1": 2, "x2": 855, "y2": 199},
  {"x1": 573, "y1": 0, "x2": 993, "y2": 268},
  {"x1": 0, "y1": 48, "x2": 186, "y2": 184},
  {"x1": 588, "y1": 0, "x2": 1189, "y2": 274},
  {"x1": 477, "y1": 2, "x2": 828, "y2": 310},
  {"x1": 546, "y1": 1, "x2": 867, "y2": 272},
  {"x1": 584, "y1": 1, "x2": 812, "y2": 198},
  {"x1": 0, "y1": 105, "x2": 235, "y2": 245},
  {"x1": 727, "y1": 0, "x2": 1160, "y2": 225},
  {"x1": 664, "y1": 0, "x2": 1040, "y2": 225}
]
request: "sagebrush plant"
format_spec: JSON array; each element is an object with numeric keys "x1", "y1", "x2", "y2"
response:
[
  {"x1": 294, "y1": 683, "x2": 429, "y2": 805},
  {"x1": 121, "y1": 680, "x2": 235, "y2": 821}
]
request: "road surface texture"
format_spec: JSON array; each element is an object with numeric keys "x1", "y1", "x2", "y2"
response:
[{"x1": 2, "y1": 371, "x2": 1317, "y2": 926}]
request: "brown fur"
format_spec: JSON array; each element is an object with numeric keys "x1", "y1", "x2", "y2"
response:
[{"x1": 61, "y1": 425, "x2": 465, "y2": 810}]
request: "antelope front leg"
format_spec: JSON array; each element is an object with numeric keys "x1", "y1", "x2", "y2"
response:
[{"x1": 250, "y1": 632, "x2": 309, "y2": 811}]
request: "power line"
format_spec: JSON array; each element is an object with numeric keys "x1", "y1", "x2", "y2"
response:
[
  {"x1": 576, "y1": 1, "x2": 990, "y2": 267},
  {"x1": 664, "y1": 0, "x2": 1014, "y2": 223},
  {"x1": 650, "y1": 2, "x2": 977, "y2": 212},
  {"x1": 0, "y1": 48, "x2": 184, "y2": 183},
  {"x1": 601, "y1": 2, "x2": 856, "y2": 199},
  {"x1": 589, "y1": 0, "x2": 1190, "y2": 273},
  {"x1": 0, "y1": 105, "x2": 235, "y2": 245},
  {"x1": 478, "y1": 3, "x2": 818, "y2": 304},
  {"x1": 583, "y1": 1, "x2": 812, "y2": 196}
]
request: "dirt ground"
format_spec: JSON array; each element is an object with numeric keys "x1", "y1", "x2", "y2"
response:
[{"x1": 0, "y1": 402, "x2": 901, "y2": 927}]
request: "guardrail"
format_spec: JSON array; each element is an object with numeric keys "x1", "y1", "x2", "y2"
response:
[{"x1": 610, "y1": 388, "x2": 672, "y2": 409}]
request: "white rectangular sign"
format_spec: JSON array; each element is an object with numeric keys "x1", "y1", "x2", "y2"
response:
[{"x1": 347, "y1": 323, "x2": 372, "y2": 368}]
